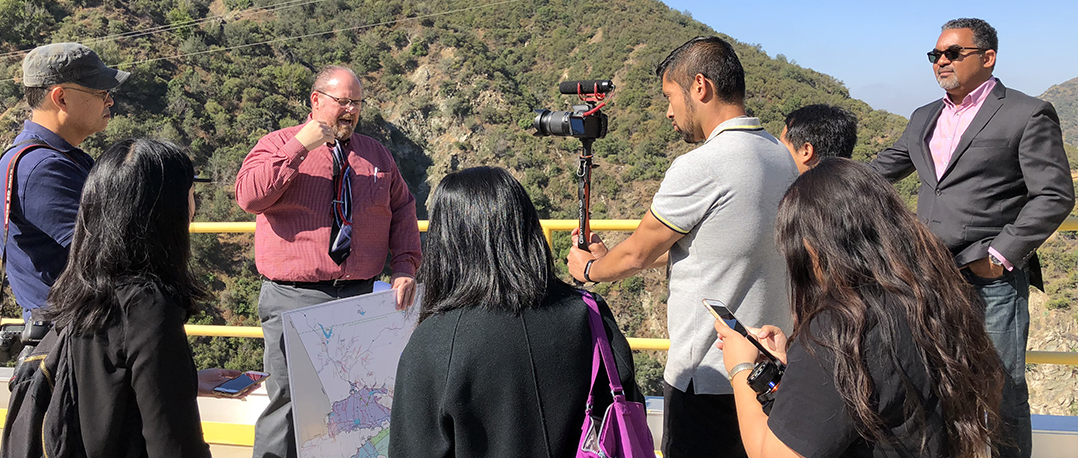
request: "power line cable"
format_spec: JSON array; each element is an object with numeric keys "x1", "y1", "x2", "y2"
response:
[
  {"x1": 83, "y1": 0, "x2": 324, "y2": 46},
  {"x1": 0, "y1": 0, "x2": 329, "y2": 60},
  {"x1": 112, "y1": 0, "x2": 524, "y2": 68},
  {"x1": 0, "y1": 0, "x2": 525, "y2": 86},
  {"x1": 84, "y1": 0, "x2": 328, "y2": 47}
]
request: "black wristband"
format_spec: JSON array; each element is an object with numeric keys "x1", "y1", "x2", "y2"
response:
[{"x1": 583, "y1": 259, "x2": 597, "y2": 283}]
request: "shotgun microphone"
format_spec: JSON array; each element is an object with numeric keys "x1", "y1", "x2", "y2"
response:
[{"x1": 558, "y1": 80, "x2": 615, "y2": 95}]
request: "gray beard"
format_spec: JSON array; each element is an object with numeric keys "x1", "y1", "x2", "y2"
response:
[
  {"x1": 334, "y1": 124, "x2": 355, "y2": 140},
  {"x1": 937, "y1": 75, "x2": 960, "y2": 91}
]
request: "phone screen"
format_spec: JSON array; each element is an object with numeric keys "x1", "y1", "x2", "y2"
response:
[
  {"x1": 214, "y1": 371, "x2": 269, "y2": 395},
  {"x1": 703, "y1": 299, "x2": 778, "y2": 362}
]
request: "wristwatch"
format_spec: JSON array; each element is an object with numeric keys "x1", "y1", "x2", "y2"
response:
[
  {"x1": 988, "y1": 253, "x2": 1004, "y2": 267},
  {"x1": 728, "y1": 362, "x2": 755, "y2": 381},
  {"x1": 583, "y1": 259, "x2": 597, "y2": 283}
]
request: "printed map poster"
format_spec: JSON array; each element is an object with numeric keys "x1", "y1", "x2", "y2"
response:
[{"x1": 282, "y1": 287, "x2": 419, "y2": 458}]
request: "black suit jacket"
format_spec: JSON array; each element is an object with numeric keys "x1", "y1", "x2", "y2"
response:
[{"x1": 871, "y1": 80, "x2": 1074, "y2": 288}]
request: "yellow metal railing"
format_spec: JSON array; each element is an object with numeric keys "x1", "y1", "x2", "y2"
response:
[
  {"x1": 3, "y1": 216, "x2": 1076, "y2": 447},
  {"x1": 185, "y1": 215, "x2": 1078, "y2": 236},
  {"x1": 8, "y1": 319, "x2": 1070, "y2": 365},
  {"x1": 180, "y1": 328, "x2": 1078, "y2": 366},
  {"x1": 182, "y1": 216, "x2": 1078, "y2": 362},
  {"x1": 189, "y1": 218, "x2": 643, "y2": 247},
  {"x1": 1057, "y1": 216, "x2": 1078, "y2": 232},
  {"x1": 180, "y1": 216, "x2": 1078, "y2": 367}
]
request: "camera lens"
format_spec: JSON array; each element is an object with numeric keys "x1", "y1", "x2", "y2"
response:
[{"x1": 533, "y1": 110, "x2": 574, "y2": 137}]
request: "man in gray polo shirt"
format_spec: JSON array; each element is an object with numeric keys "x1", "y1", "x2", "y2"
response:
[{"x1": 567, "y1": 36, "x2": 797, "y2": 457}]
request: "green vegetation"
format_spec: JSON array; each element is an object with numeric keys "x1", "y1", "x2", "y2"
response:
[
  {"x1": 1040, "y1": 76, "x2": 1078, "y2": 146},
  {"x1": 10, "y1": 0, "x2": 1073, "y2": 396}
]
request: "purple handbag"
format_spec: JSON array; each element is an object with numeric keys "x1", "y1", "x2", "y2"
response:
[{"x1": 576, "y1": 291, "x2": 655, "y2": 458}]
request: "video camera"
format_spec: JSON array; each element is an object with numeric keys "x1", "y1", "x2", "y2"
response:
[
  {"x1": 533, "y1": 80, "x2": 613, "y2": 139},
  {"x1": 530, "y1": 79, "x2": 615, "y2": 257},
  {"x1": 0, "y1": 321, "x2": 52, "y2": 363}
]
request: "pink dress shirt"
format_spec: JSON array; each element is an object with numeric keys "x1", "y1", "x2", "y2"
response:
[
  {"x1": 929, "y1": 77, "x2": 1012, "y2": 270},
  {"x1": 236, "y1": 123, "x2": 422, "y2": 282},
  {"x1": 929, "y1": 77, "x2": 997, "y2": 180}
]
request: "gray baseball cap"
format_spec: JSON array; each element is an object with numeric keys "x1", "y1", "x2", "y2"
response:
[{"x1": 22, "y1": 43, "x2": 130, "y2": 90}]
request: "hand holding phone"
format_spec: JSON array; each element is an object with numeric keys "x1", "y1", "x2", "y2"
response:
[
  {"x1": 703, "y1": 299, "x2": 780, "y2": 362},
  {"x1": 213, "y1": 371, "x2": 270, "y2": 397}
]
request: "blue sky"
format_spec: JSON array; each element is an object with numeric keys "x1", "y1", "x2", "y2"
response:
[{"x1": 659, "y1": 0, "x2": 1078, "y2": 117}]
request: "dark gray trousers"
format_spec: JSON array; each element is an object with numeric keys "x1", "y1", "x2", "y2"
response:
[{"x1": 252, "y1": 279, "x2": 374, "y2": 458}]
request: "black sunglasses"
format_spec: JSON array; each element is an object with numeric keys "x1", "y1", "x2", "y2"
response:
[{"x1": 927, "y1": 45, "x2": 988, "y2": 64}]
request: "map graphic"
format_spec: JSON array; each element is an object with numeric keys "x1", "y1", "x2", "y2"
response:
[{"x1": 283, "y1": 287, "x2": 418, "y2": 458}]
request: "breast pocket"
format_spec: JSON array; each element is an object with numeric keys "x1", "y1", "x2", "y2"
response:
[
  {"x1": 968, "y1": 136, "x2": 1012, "y2": 149},
  {"x1": 358, "y1": 171, "x2": 392, "y2": 216}
]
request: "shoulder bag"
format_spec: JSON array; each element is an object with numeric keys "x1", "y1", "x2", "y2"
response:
[{"x1": 576, "y1": 291, "x2": 655, "y2": 458}]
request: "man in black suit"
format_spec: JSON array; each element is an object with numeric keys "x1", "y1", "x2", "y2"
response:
[{"x1": 872, "y1": 18, "x2": 1074, "y2": 458}]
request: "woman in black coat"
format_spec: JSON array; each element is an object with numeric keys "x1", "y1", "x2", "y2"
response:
[
  {"x1": 44, "y1": 139, "x2": 253, "y2": 457},
  {"x1": 389, "y1": 167, "x2": 642, "y2": 457}
]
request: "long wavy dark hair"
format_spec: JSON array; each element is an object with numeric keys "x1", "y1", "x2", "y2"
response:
[
  {"x1": 418, "y1": 166, "x2": 573, "y2": 323},
  {"x1": 46, "y1": 139, "x2": 206, "y2": 334},
  {"x1": 776, "y1": 158, "x2": 1002, "y2": 457}
]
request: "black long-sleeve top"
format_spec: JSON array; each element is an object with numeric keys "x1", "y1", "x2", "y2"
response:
[
  {"x1": 67, "y1": 281, "x2": 211, "y2": 458},
  {"x1": 389, "y1": 291, "x2": 642, "y2": 457}
]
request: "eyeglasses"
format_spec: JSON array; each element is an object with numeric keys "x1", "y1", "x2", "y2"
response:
[
  {"x1": 316, "y1": 90, "x2": 361, "y2": 109},
  {"x1": 927, "y1": 45, "x2": 988, "y2": 64},
  {"x1": 60, "y1": 86, "x2": 112, "y2": 101}
]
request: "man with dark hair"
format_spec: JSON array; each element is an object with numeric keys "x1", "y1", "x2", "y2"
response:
[
  {"x1": 871, "y1": 18, "x2": 1074, "y2": 458},
  {"x1": 567, "y1": 36, "x2": 798, "y2": 457},
  {"x1": 236, "y1": 65, "x2": 422, "y2": 458},
  {"x1": 781, "y1": 104, "x2": 857, "y2": 173},
  {"x1": 0, "y1": 43, "x2": 128, "y2": 323}
]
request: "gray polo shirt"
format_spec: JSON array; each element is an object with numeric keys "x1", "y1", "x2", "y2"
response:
[{"x1": 651, "y1": 116, "x2": 798, "y2": 395}]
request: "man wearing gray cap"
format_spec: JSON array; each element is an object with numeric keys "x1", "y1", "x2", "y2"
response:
[{"x1": 0, "y1": 43, "x2": 128, "y2": 327}]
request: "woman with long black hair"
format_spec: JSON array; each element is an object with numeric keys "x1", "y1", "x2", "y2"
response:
[
  {"x1": 715, "y1": 158, "x2": 1003, "y2": 457},
  {"x1": 45, "y1": 139, "x2": 248, "y2": 457},
  {"x1": 389, "y1": 166, "x2": 641, "y2": 457}
]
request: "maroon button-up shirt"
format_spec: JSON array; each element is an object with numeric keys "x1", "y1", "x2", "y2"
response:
[{"x1": 236, "y1": 123, "x2": 421, "y2": 282}]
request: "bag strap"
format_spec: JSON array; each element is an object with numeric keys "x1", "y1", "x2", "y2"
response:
[
  {"x1": 583, "y1": 314, "x2": 602, "y2": 416},
  {"x1": 1, "y1": 141, "x2": 49, "y2": 309},
  {"x1": 4, "y1": 141, "x2": 52, "y2": 236},
  {"x1": 581, "y1": 291, "x2": 627, "y2": 399}
]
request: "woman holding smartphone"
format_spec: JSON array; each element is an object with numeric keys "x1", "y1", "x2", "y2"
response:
[
  {"x1": 44, "y1": 139, "x2": 246, "y2": 457},
  {"x1": 715, "y1": 158, "x2": 1003, "y2": 458}
]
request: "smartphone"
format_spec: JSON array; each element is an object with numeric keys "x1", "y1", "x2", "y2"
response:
[
  {"x1": 703, "y1": 299, "x2": 779, "y2": 362},
  {"x1": 213, "y1": 371, "x2": 270, "y2": 396}
]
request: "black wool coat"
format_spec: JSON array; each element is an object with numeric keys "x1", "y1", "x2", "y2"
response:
[{"x1": 389, "y1": 290, "x2": 642, "y2": 457}]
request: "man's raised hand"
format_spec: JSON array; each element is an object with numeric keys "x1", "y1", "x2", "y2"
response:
[{"x1": 295, "y1": 119, "x2": 335, "y2": 151}]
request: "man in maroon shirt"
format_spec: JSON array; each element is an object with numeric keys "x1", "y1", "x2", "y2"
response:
[{"x1": 236, "y1": 65, "x2": 421, "y2": 458}]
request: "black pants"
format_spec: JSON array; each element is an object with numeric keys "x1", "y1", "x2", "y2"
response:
[{"x1": 662, "y1": 380, "x2": 747, "y2": 458}]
